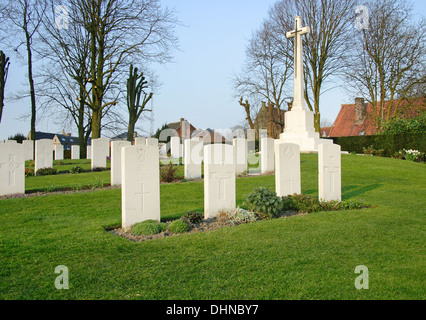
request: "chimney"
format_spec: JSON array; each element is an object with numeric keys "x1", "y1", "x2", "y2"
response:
[
  {"x1": 355, "y1": 97, "x2": 365, "y2": 123},
  {"x1": 179, "y1": 118, "x2": 184, "y2": 138}
]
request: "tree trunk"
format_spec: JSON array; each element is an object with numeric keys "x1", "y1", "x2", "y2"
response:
[
  {"x1": 78, "y1": 94, "x2": 86, "y2": 158},
  {"x1": 25, "y1": 29, "x2": 36, "y2": 158},
  {"x1": 91, "y1": 109, "x2": 102, "y2": 139},
  {"x1": 127, "y1": 118, "x2": 135, "y2": 142}
]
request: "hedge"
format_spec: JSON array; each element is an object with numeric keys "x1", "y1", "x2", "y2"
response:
[{"x1": 329, "y1": 133, "x2": 426, "y2": 157}]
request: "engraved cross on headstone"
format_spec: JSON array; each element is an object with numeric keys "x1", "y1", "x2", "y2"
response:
[
  {"x1": 212, "y1": 172, "x2": 232, "y2": 200},
  {"x1": 0, "y1": 154, "x2": 20, "y2": 186},
  {"x1": 285, "y1": 172, "x2": 296, "y2": 192},
  {"x1": 134, "y1": 183, "x2": 151, "y2": 212},
  {"x1": 325, "y1": 156, "x2": 339, "y2": 193}
]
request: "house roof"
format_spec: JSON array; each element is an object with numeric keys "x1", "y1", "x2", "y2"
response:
[
  {"x1": 166, "y1": 119, "x2": 197, "y2": 138},
  {"x1": 326, "y1": 97, "x2": 425, "y2": 137},
  {"x1": 29, "y1": 131, "x2": 91, "y2": 148},
  {"x1": 192, "y1": 128, "x2": 226, "y2": 143}
]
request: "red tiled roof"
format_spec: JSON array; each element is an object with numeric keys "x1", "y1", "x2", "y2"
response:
[{"x1": 327, "y1": 97, "x2": 425, "y2": 137}]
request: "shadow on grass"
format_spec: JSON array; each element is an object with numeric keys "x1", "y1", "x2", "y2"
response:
[{"x1": 342, "y1": 184, "x2": 382, "y2": 199}]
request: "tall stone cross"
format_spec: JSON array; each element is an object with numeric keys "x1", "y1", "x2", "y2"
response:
[{"x1": 286, "y1": 16, "x2": 310, "y2": 111}]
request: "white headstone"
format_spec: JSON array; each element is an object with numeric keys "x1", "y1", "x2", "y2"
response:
[
  {"x1": 0, "y1": 143, "x2": 25, "y2": 196},
  {"x1": 319, "y1": 144, "x2": 341, "y2": 202},
  {"x1": 86, "y1": 145, "x2": 91, "y2": 159},
  {"x1": 111, "y1": 140, "x2": 131, "y2": 186},
  {"x1": 184, "y1": 139, "x2": 203, "y2": 180},
  {"x1": 22, "y1": 140, "x2": 34, "y2": 160},
  {"x1": 71, "y1": 145, "x2": 80, "y2": 160},
  {"x1": 121, "y1": 145, "x2": 160, "y2": 231},
  {"x1": 134, "y1": 137, "x2": 146, "y2": 145},
  {"x1": 91, "y1": 138, "x2": 110, "y2": 169},
  {"x1": 170, "y1": 136, "x2": 181, "y2": 158},
  {"x1": 204, "y1": 144, "x2": 235, "y2": 218},
  {"x1": 261, "y1": 137, "x2": 274, "y2": 173},
  {"x1": 275, "y1": 143, "x2": 301, "y2": 197},
  {"x1": 54, "y1": 144, "x2": 64, "y2": 160},
  {"x1": 35, "y1": 139, "x2": 53, "y2": 172},
  {"x1": 146, "y1": 137, "x2": 158, "y2": 147},
  {"x1": 233, "y1": 138, "x2": 248, "y2": 174}
]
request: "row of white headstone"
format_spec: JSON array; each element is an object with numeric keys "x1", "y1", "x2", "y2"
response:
[{"x1": 120, "y1": 141, "x2": 342, "y2": 230}]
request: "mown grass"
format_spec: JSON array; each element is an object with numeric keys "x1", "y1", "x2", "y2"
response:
[{"x1": 1, "y1": 154, "x2": 425, "y2": 299}]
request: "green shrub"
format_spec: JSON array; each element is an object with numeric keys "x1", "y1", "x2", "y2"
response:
[
  {"x1": 282, "y1": 194, "x2": 322, "y2": 213},
  {"x1": 131, "y1": 220, "x2": 164, "y2": 236},
  {"x1": 378, "y1": 113, "x2": 426, "y2": 135},
  {"x1": 167, "y1": 219, "x2": 189, "y2": 234},
  {"x1": 225, "y1": 207, "x2": 258, "y2": 225},
  {"x1": 69, "y1": 166, "x2": 84, "y2": 174},
  {"x1": 160, "y1": 163, "x2": 178, "y2": 182},
  {"x1": 282, "y1": 194, "x2": 369, "y2": 213},
  {"x1": 36, "y1": 167, "x2": 58, "y2": 176},
  {"x1": 332, "y1": 133, "x2": 426, "y2": 157},
  {"x1": 244, "y1": 187, "x2": 282, "y2": 219},
  {"x1": 181, "y1": 211, "x2": 203, "y2": 224}
]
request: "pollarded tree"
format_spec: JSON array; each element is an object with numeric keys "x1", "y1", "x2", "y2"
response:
[
  {"x1": 0, "y1": 50, "x2": 10, "y2": 123},
  {"x1": 126, "y1": 64, "x2": 153, "y2": 142},
  {"x1": 233, "y1": 20, "x2": 293, "y2": 133}
]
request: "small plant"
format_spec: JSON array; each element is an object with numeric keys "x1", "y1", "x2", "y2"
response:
[
  {"x1": 181, "y1": 211, "x2": 203, "y2": 224},
  {"x1": 167, "y1": 219, "x2": 189, "y2": 234},
  {"x1": 131, "y1": 220, "x2": 165, "y2": 236},
  {"x1": 244, "y1": 187, "x2": 282, "y2": 219},
  {"x1": 403, "y1": 149, "x2": 421, "y2": 161},
  {"x1": 225, "y1": 207, "x2": 258, "y2": 225},
  {"x1": 36, "y1": 167, "x2": 58, "y2": 176},
  {"x1": 160, "y1": 163, "x2": 178, "y2": 183},
  {"x1": 392, "y1": 150, "x2": 405, "y2": 159},
  {"x1": 90, "y1": 177, "x2": 104, "y2": 189},
  {"x1": 362, "y1": 145, "x2": 374, "y2": 155},
  {"x1": 25, "y1": 168, "x2": 34, "y2": 177},
  {"x1": 69, "y1": 166, "x2": 83, "y2": 174}
]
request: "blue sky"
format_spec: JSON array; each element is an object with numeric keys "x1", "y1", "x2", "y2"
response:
[{"x1": 1, "y1": 0, "x2": 425, "y2": 139}]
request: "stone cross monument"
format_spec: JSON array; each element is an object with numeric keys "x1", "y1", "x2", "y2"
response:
[
  {"x1": 277, "y1": 16, "x2": 332, "y2": 152},
  {"x1": 286, "y1": 16, "x2": 310, "y2": 111}
]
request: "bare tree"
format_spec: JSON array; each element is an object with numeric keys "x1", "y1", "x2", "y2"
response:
[
  {"x1": 233, "y1": 20, "x2": 293, "y2": 132},
  {"x1": 269, "y1": 0, "x2": 356, "y2": 133},
  {"x1": 0, "y1": 0, "x2": 46, "y2": 152},
  {"x1": 40, "y1": 0, "x2": 179, "y2": 139},
  {"x1": 343, "y1": 0, "x2": 426, "y2": 129}
]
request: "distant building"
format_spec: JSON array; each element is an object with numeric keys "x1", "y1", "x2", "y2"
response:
[
  {"x1": 254, "y1": 102, "x2": 285, "y2": 138},
  {"x1": 166, "y1": 118, "x2": 197, "y2": 139},
  {"x1": 323, "y1": 97, "x2": 425, "y2": 137},
  {"x1": 27, "y1": 131, "x2": 91, "y2": 150},
  {"x1": 110, "y1": 131, "x2": 140, "y2": 141}
]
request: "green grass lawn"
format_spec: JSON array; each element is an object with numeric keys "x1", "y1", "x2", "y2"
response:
[{"x1": 1, "y1": 154, "x2": 425, "y2": 299}]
